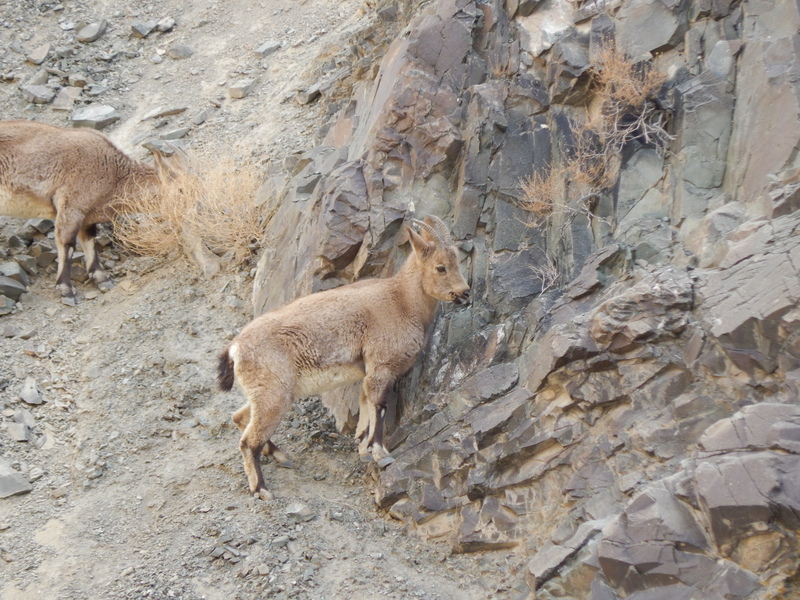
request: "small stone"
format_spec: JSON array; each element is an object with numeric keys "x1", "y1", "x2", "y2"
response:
[
  {"x1": 295, "y1": 84, "x2": 321, "y2": 105},
  {"x1": 285, "y1": 503, "x2": 315, "y2": 523},
  {"x1": 168, "y1": 45, "x2": 194, "y2": 60},
  {"x1": 156, "y1": 17, "x2": 176, "y2": 32},
  {"x1": 28, "y1": 467, "x2": 45, "y2": 482},
  {"x1": 20, "y1": 377, "x2": 44, "y2": 405},
  {"x1": 52, "y1": 86, "x2": 82, "y2": 111},
  {"x1": 68, "y1": 73, "x2": 90, "y2": 87},
  {"x1": 70, "y1": 104, "x2": 120, "y2": 129},
  {"x1": 0, "y1": 459, "x2": 33, "y2": 498},
  {"x1": 254, "y1": 40, "x2": 281, "y2": 58},
  {"x1": 191, "y1": 107, "x2": 213, "y2": 125},
  {"x1": 13, "y1": 408, "x2": 36, "y2": 428},
  {"x1": 0, "y1": 276, "x2": 26, "y2": 301},
  {"x1": 228, "y1": 78, "x2": 256, "y2": 99},
  {"x1": 131, "y1": 20, "x2": 157, "y2": 38},
  {"x1": 84, "y1": 291, "x2": 100, "y2": 300},
  {"x1": 8, "y1": 422, "x2": 31, "y2": 443},
  {"x1": 142, "y1": 105, "x2": 188, "y2": 120},
  {"x1": 0, "y1": 262, "x2": 29, "y2": 287},
  {"x1": 76, "y1": 20, "x2": 107, "y2": 43},
  {"x1": 20, "y1": 85, "x2": 56, "y2": 104},
  {"x1": 161, "y1": 127, "x2": 190, "y2": 140},
  {"x1": 0, "y1": 296, "x2": 15, "y2": 315},
  {"x1": 27, "y1": 43, "x2": 51, "y2": 65}
]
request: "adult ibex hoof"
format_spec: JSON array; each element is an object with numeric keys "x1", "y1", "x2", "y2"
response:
[
  {"x1": 255, "y1": 488, "x2": 274, "y2": 501},
  {"x1": 97, "y1": 279, "x2": 114, "y2": 292},
  {"x1": 61, "y1": 294, "x2": 77, "y2": 307},
  {"x1": 376, "y1": 456, "x2": 395, "y2": 468},
  {"x1": 276, "y1": 459, "x2": 294, "y2": 469}
]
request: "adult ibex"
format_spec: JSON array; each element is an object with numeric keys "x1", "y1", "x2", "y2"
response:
[
  {"x1": 0, "y1": 120, "x2": 173, "y2": 304},
  {"x1": 218, "y1": 216, "x2": 470, "y2": 499}
]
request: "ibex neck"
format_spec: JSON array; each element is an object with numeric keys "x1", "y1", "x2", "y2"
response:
[{"x1": 395, "y1": 253, "x2": 438, "y2": 325}]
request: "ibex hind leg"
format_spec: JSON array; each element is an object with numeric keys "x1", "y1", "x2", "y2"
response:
[
  {"x1": 78, "y1": 225, "x2": 113, "y2": 291},
  {"x1": 233, "y1": 403, "x2": 293, "y2": 467},
  {"x1": 238, "y1": 389, "x2": 294, "y2": 499},
  {"x1": 54, "y1": 217, "x2": 80, "y2": 305}
]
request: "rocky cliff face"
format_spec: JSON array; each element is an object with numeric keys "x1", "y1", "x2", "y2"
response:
[{"x1": 253, "y1": 0, "x2": 800, "y2": 597}]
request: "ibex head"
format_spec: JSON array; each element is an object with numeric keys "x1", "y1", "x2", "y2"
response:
[{"x1": 407, "y1": 215, "x2": 470, "y2": 305}]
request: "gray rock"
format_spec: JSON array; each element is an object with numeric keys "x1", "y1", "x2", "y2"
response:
[
  {"x1": 192, "y1": 107, "x2": 214, "y2": 125},
  {"x1": 68, "y1": 73, "x2": 90, "y2": 87},
  {"x1": 167, "y1": 45, "x2": 194, "y2": 60},
  {"x1": 0, "y1": 296, "x2": 14, "y2": 315},
  {"x1": 142, "y1": 105, "x2": 188, "y2": 120},
  {"x1": 20, "y1": 85, "x2": 56, "y2": 104},
  {"x1": 8, "y1": 422, "x2": 31, "y2": 442},
  {"x1": 70, "y1": 104, "x2": 120, "y2": 129},
  {"x1": 228, "y1": 78, "x2": 256, "y2": 99},
  {"x1": 0, "y1": 262, "x2": 29, "y2": 287},
  {"x1": 295, "y1": 84, "x2": 321, "y2": 105},
  {"x1": 19, "y1": 377, "x2": 44, "y2": 405},
  {"x1": 156, "y1": 17, "x2": 176, "y2": 32},
  {"x1": 0, "y1": 276, "x2": 26, "y2": 301},
  {"x1": 52, "y1": 86, "x2": 82, "y2": 111},
  {"x1": 76, "y1": 20, "x2": 108, "y2": 43},
  {"x1": 26, "y1": 43, "x2": 51, "y2": 65},
  {"x1": 161, "y1": 127, "x2": 190, "y2": 140},
  {"x1": 0, "y1": 459, "x2": 33, "y2": 498},
  {"x1": 285, "y1": 503, "x2": 315, "y2": 522},
  {"x1": 255, "y1": 40, "x2": 281, "y2": 58},
  {"x1": 131, "y1": 20, "x2": 157, "y2": 38}
]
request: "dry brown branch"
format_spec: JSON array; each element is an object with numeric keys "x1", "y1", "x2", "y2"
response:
[
  {"x1": 114, "y1": 153, "x2": 265, "y2": 266},
  {"x1": 517, "y1": 47, "x2": 671, "y2": 227}
]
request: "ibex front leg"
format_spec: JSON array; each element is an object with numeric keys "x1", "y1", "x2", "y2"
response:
[{"x1": 357, "y1": 369, "x2": 395, "y2": 467}]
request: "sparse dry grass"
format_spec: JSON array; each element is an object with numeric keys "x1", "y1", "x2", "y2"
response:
[
  {"x1": 518, "y1": 46, "x2": 670, "y2": 224},
  {"x1": 114, "y1": 153, "x2": 265, "y2": 265}
]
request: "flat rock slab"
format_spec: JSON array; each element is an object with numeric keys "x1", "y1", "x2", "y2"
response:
[
  {"x1": 77, "y1": 20, "x2": 107, "y2": 43},
  {"x1": 0, "y1": 459, "x2": 33, "y2": 498},
  {"x1": 0, "y1": 275, "x2": 26, "y2": 301},
  {"x1": 20, "y1": 84, "x2": 55, "y2": 104},
  {"x1": 229, "y1": 78, "x2": 257, "y2": 99},
  {"x1": 71, "y1": 104, "x2": 120, "y2": 129}
]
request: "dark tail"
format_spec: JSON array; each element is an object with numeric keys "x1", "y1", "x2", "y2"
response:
[{"x1": 217, "y1": 346, "x2": 235, "y2": 392}]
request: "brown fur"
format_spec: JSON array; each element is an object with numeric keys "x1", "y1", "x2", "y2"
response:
[
  {"x1": 0, "y1": 120, "x2": 171, "y2": 303},
  {"x1": 217, "y1": 217, "x2": 470, "y2": 499}
]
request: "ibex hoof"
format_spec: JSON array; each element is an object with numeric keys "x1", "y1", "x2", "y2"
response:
[
  {"x1": 60, "y1": 294, "x2": 77, "y2": 307},
  {"x1": 97, "y1": 279, "x2": 114, "y2": 292},
  {"x1": 276, "y1": 459, "x2": 294, "y2": 469},
  {"x1": 376, "y1": 456, "x2": 395, "y2": 468},
  {"x1": 255, "y1": 488, "x2": 273, "y2": 501}
]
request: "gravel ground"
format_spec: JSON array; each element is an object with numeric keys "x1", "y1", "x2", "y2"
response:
[{"x1": 0, "y1": 0, "x2": 514, "y2": 598}]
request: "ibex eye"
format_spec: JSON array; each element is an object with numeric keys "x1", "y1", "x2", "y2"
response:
[{"x1": 436, "y1": 265, "x2": 446, "y2": 273}]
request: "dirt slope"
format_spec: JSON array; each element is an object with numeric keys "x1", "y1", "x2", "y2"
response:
[{"x1": 0, "y1": 0, "x2": 513, "y2": 598}]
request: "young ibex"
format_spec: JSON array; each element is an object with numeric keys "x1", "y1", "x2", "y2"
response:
[
  {"x1": 218, "y1": 216, "x2": 470, "y2": 499},
  {"x1": 0, "y1": 119, "x2": 173, "y2": 304}
]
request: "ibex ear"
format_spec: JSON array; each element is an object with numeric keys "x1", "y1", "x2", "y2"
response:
[{"x1": 407, "y1": 225, "x2": 433, "y2": 259}]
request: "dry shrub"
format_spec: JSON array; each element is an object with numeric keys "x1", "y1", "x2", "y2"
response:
[
  {"x1": 518, "y1": 47, "x2": 670, "y2": 222},
  {"x1": 114, "y1": 153, "x2": 264, "y2": 265},
  {"x1": 518, "y1": 167, "x2": 563, "y2": 221}
]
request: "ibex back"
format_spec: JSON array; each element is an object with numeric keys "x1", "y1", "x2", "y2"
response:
[
  {"x1": 218, "y1": 216, "x2": 470, "y2": 500},
  {"x1": 0, "y1": 120, "x2": 172, "y2": 304}
]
